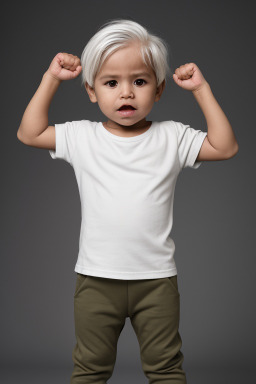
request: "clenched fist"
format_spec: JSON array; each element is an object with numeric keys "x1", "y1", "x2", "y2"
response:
[
  {"x1": 46, "y1": 52, "x2": 82, "y2": 81},
  {"x1": 173, "y1": 63, "x2": 207, "y2": 92}
]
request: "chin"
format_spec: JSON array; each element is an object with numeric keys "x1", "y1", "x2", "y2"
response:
[
  {"x1": 109, "y1": 118, "x2": 136, "y2": 126},
  {"x1": 119, "y1": 120, "x2": 137, "y2": 125}
]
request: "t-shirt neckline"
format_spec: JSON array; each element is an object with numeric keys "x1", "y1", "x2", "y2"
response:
[{"x1": 99, "y1": 121, "x2": 155, "y2": 142}]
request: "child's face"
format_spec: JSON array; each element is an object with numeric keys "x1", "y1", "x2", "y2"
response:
[{"x1": 85, "y1": 41, "x2": 165, "y2": 129}]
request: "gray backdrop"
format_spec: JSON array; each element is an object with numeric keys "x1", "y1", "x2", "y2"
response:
[{"x1": 2, "y1": 0, "x2": 255, "y2": 383}]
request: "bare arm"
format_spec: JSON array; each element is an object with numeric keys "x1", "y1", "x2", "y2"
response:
[
  {"x1": 17, "y1": 52, "x2": 82, "y2": 149},
  {"x1": 173, "y1": 63, "x2": 239, "y2": 161},
  {"x1": 17, "y1": 72, "x2": 61, "y2": 147},
  {"x1": 192, "y1": 82, "x2": 239, "y2": 159}
]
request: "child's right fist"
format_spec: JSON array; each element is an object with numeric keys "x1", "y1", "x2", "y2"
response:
[{"x1": 46, "y1": 52, "x2": 82, "y2": 81}]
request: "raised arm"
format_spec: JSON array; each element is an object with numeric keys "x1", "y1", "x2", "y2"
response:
[
  {"x1": 17, "y1": 52, "x2": 82, "y2": 150},
  {"x1": 173, "y1": 63, "x2": 239, "y2": 161}
]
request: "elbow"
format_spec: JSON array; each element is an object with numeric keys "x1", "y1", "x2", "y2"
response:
[
  {"x1": 226, "y1": 143, "x2": 239, "y2": 159},
  {"x1": 17, "y1": 129, "x2": 22, "y2": 141},
  {"x1": 232, "y1": 143, "x2": 239, "y2": 157},
  {"x1": 17, "y1": 129, "x2": 26, "y2": 143},
  {"x1": 17, "y1": 129, "x2": 30, "y2": 144}
]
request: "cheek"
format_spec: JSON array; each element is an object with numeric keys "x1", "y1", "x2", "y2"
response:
[
  {"x1": 141, "y1": 87, "x2": 156, "y2": 101},
  {"x1": 97, "y1": 92, "x2": 112, "y2": 108},
  {"x1": 101, "y1": 88, "x2": 115, "y2": 99},
  {"x1": 142, "y1": 93, "x2": 156, "y2": 108},
  {"x1": 94, "y1": 86, "x2": 111, "y2": 102},
  {"x1": 102, "y1": 94, "x2": 113, "y2": 104}
]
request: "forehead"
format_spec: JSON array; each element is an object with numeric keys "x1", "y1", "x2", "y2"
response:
[{"x1": 97, "y1": 42, "x2": 154, "y2": 77}]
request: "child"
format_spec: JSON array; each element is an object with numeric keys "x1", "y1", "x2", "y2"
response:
[{"x1": 17, "y1": 19, "x2": 238, "y2": 384}]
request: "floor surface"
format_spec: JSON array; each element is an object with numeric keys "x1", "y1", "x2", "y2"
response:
[{"x1": 0, "y1": 365, "x2": 255, "y2": 383}]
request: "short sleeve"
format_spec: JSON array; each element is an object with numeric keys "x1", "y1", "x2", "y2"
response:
[
  {"x1": 174, "y1": 121, "x2": 207, "y2": 170},
  {"x1": 49, "y1": 121, "x2": 78, "y2": 165}
]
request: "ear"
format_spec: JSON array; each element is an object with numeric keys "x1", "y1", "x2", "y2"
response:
[
  {"x1": 85, "y1": 82, "x2": 98, "y2": 103},
  {"x1": 155, "y1": 79, "x2": 166, "y2": 102}
]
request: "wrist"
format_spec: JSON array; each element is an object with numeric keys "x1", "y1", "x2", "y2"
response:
[
  {"x1": 192, "y1": 81, "x2": 211, "y2": 96},
  {"x1": 43, "y1": 70, "x2": 63, "y2": 85}
]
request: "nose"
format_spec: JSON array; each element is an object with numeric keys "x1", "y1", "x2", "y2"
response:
[{"x1": 120, "y1": 82, "x2": 134, "y2": 98}]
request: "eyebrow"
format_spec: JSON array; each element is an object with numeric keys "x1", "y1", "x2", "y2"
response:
[{"x1": 99, "y1": 72, "x2": 152, "y2": 80}]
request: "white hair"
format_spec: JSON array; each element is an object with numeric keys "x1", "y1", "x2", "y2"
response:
[{"x1": 80, "y1": 19, "x2": 172, "y2": 89}]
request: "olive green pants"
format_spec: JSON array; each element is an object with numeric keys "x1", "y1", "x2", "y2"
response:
[{"x1": 71, "y1": 274, "x2": 187, "y2": 384}]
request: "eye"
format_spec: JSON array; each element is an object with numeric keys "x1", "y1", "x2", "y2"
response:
[
  {"x1": 134, "y1": 79, "x2": 147, "y2": 86},
  {"x1": 105, "y1": 80, "x2": 117, "y2": 88},
  {"x1": 105, "y1": 79, "x2": 147, "y2": 88}
]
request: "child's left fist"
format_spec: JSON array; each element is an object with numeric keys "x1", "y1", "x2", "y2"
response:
[{"x1": 173, "y1": 63, "x2": 207, "y2": 92}]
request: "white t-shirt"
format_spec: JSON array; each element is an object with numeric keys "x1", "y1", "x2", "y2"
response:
[{"x1": 49, "y1": 120, "x2": 207, "y2": 280}]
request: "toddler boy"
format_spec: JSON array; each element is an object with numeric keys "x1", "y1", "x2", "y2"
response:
[{"x1": 17, "y1": 19, "x2": 238, "y2": 384}]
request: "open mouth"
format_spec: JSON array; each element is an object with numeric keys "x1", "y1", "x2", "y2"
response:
[{"x1": 118, "y1": 105, "x2": 136, "y2": 111}]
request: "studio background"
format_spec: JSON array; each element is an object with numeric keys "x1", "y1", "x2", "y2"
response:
[{"x1": 1, "y1": 1, "x2": 255, "y2": 383}]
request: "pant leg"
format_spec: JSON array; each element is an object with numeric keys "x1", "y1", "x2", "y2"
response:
[
  {"x1": 70, "y1": 274, "x2": 127, "y2": 384},
  {"x1": 129, "y1": 275, "x2": 187, "y2": 384}
]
